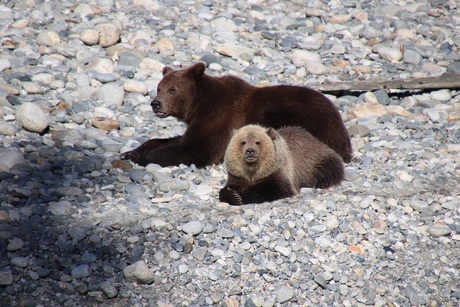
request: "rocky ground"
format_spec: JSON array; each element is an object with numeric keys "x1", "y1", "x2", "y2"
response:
[{"x1": 0, "y1": 0, "x2": 460, "y2": 306}]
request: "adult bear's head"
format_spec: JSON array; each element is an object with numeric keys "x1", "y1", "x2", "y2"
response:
[{"x1": 151, "y1": 62, "x2": 206, "y2": 121}]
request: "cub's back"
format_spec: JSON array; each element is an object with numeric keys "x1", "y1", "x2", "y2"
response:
[{"x1": 277, "y1": 126, "x2": 343, "y2": 188}]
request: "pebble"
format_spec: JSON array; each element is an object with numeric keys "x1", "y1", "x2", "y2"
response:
[
  {"x1": 15, "y1": 102, "x2": 48, "y2": 133},
  {"x1": 97, "y1": 83, "x2": 125, "y2": 106},
  {"x1": 0, "y1": 0, "x2": 459, "y2": 306},
  {"x1": 181, "y1": 220, "x2": 204, "y2": 235},
  {"x1": 123, "y1": 261, "x2": 154, "y2": 284},
  {"x1": 71, "y1": 264, "x2": 92, "y2": 279}
]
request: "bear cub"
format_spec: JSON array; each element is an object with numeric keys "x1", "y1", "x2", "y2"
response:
[{"x1": 219, "y1": 125, "x2": 344, "y2": 205}]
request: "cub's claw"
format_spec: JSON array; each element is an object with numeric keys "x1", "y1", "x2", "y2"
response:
[{"x1": 230, "y1": 190, "x2": 243, "y2": 206}]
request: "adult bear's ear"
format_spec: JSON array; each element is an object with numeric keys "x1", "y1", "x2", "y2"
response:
[
  {"x1": 162, "y1": 66, "x2": 174, "y2": 76},
  {"x1": 267, "y1": 127, "x2": 278, "y2": 140},
  {"x1": 190, "y1": 62, "x2": 206, "y2": 77}
]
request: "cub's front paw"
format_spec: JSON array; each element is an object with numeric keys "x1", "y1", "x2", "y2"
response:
[{"x1": 219, "y1": 188, "x2": 243, "y2": 206}]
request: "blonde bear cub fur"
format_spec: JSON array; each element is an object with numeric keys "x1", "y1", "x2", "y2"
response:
[{"x1": 219, "y1": 124, "x2": 344, "y2": 205}]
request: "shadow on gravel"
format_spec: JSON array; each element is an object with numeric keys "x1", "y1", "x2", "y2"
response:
[{"x1": 0, "y1": 140, "x2": 158, "y2": 306}]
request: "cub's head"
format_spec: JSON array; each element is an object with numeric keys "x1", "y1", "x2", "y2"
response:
[
  {"x1": 225, "y1": 125, "x2": 280, "y2": 182},
  {"x1": 151, "y1": 62, "x2": 206, "y2": 121}
]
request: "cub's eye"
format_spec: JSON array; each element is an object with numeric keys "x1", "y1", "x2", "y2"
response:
[
  {"x1": 255, "y1": 141, "x2": 260, "y2": 145},
  {"x1": 169, "y1": 87, "x2": 176, "y2": 94},
  {"x1": 241, "y1": 141, "x2": 246, "y2": 146}
]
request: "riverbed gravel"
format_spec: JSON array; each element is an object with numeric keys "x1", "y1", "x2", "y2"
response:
[{"x1": 0, "y1": 0, "x2": 459, "y2": 306}]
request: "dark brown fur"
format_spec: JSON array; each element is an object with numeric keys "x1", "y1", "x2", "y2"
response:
[
  {"x1": 120, "y1": 62, "x2": 352, "y2": 167},
  {"x1": 219, "y1": 125, "x2": 344, "y2": 205}
]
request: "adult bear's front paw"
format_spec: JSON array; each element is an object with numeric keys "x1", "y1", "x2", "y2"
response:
[{"x1": 120, "y1": 149, "x2": 143, "y2": 164}]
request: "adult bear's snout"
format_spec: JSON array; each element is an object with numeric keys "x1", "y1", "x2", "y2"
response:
[{"x1": 151, "y1": 99, "x2": 162, "y2": 112}]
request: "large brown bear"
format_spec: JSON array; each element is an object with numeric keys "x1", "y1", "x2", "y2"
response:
[
  {"x1": 219, "y1": 125, "x2": 344, "y2": 205},
  {"x1": 120, "y1": 62, "x2": 352, "y2": 167}
]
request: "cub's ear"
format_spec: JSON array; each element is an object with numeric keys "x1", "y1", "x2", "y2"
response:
[
  {"x1": 162, "y1": 66, "x2": 174, "y2": 76},
  {"x1": 267, "y1": 127, "x2": 278, "y2": 140},
  {"x1": 230, "y1": 128, "x2": 239, "y2": 136},
  {"x1": 190, "y1": 62, "x2": 206, "y2": 77}
]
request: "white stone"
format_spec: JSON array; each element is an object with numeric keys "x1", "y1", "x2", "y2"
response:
[
  {"x1": 181, "y1": 220, "x2": 204, "y2": 235},
  {"x1": 291, "y1": 50, "x2": 321, "y2": 67},
  {"x1": 97, "y1": 83, "x2": 125, "y2": 106},
  {"x1": 215, "y1": 43, "x2": 255, "y2": 58},
  {"x1": 374, "y1": 45, "x2": 402, "y2": 62},
  {"x1": 430, "y1": 90, "x2": 452, "y2": 102},
  {"x1": 96, "y1": 23, "x2": 121, "y2": 47},
  {"x1": 94, "y1": 106, "x2": 116, "y2": 119},
  {"x1": 36, "y1": 30, "x2": 61, "y2": 46},
  {"x1": 123, "y1": 80, "x2": 148, "y2": 95},
  {"x1": 15, "y1": 102, "x2": 48, "y2": 133},
  {"x1": 86, "y1": 58, "x2": 115, "y2": 74},
  {"x1": 305, "y1": 61, "x2": 329, "y2": 75},
  {"x1": 80, "y1": 29, "x2": 100, "y2": 45}
]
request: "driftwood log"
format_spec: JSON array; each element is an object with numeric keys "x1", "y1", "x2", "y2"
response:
[{"x1": 314, "y1": 72, "x2": 460, "y2": 94}]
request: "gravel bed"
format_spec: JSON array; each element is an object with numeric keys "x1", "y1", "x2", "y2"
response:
[{"x1": 0, "y1": 0, "x2": 459, "y2": 306}]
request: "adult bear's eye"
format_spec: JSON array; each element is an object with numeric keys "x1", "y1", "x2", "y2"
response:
[{"x1": 169, "y1": 87, "x2": 176, "y2": 94}]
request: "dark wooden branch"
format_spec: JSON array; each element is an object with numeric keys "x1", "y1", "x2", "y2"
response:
[{"x1": 313, "y1": 73, "x2": 460, "y2": 93}]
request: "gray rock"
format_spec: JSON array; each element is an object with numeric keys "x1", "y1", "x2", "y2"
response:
[
  {"x1": 97, "y1": 83, "x2": 125, "y2": 106},
  {"x1": 276, "y1": 286, "x2": 295, "y2": 303},
  {"x1": 0, "y1": 270, "x2": 13, "y2": 286},
  {"x1": 15, "y1": 102, "x2": 48, "y2": 133},
  {"x1": 181, "y1": 220, "x2": 204, "y2": 235},
  {"x1": 404, "y1": 286, "x2": 427, "y2": 305},
  {"x1": 11, "y1": 256, "x2": 28, "y2": 268},
  {"x1": 100, "y1": 281, "x2": 118, "y2": 298},
  {"x1": 71, "y1": 264, "x2": 92, "y2": 279},
  {"x1": 7, "y1": 237, "x2": 24, "y2": 251},
  {"x1": 123, "y1": 260, "x2": 154, "y2": 284},
  {"x1": 447, "y1": 61, "x2": 460, "y2": 73},
  {"x1": 0, "y1": 149, "x2": 26, "y2": 172},
  {"x1": 68, "y1": 227, "x2": 87, "y2": 242}
]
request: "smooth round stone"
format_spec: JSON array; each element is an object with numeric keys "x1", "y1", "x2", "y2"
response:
[
  {"x1": 71, "y1": 264, "x2": 92, "y2": 279},
  {"x1": 181, "y1": 220, "x2": 204, "y2": 235},
  {"x1": 15, "y1": 102, "x2": 48, "y2": 133},
  {"x1": 374, "y1": 45, "x2": 402, "y2": 62},
  {"x1": 305, "y1": 61, "x2": 329, "y2": 74},
  {"x1": 80, "y1": 29, "x2": 100, "y2": 45},
  {"x1": 22, "y1": 82, "x2": 45, "y2": 94},
  {"x1": 36, "y1": 30, "x2": 61, "y2": 46},
  {"x1": 276, "y1": 286, "x2": 295, "y2": 303},
  {"x1": 403, "y1": 49, "x2": 422, "y2": 65},
  {"x1": 428, "y1": 221, "x2": 452, "y2": 237},
  {"x1": 123, "y1": 260, "x2": 154, "y2": 284},
  {"x1": 123, "y1": 80, "x2": 148, "y2": 95},
  {"x1": 86, "y1": 58, "x2": 115, "y2": 74},
  {"x1": 96, "y1": 23, "x2": 121, "y2": 47},
  {"x1": 48, "y1": 201, "x2": 74, "y2": 216},
  {"x1": 430, "y1": 90, "x2": 452, "y2": 102},
  {"x1": 7, "y1": 237, "x2": 24, "y2": 251},
  {"x1": 74, "y1": 3, "x2": 94, "y2": 17},
  {"x1": 178, "y1": 264, "x2": 189, "y2": 273},
  {"x1": 97, "y1": 83, "x2": 124, "y2": 106},
  {"x1": 100, "y1": 282, "x2": 118, "y2": 298},
  {"x1": 291, "y1": 50, "x2": 321, "y2": 67},
  {"x1": 68, "y1": 227, "x2": 87, "y2": 241},
  {"x1": 11, "y1": 257, "x2": 28, "y2": 268}
]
